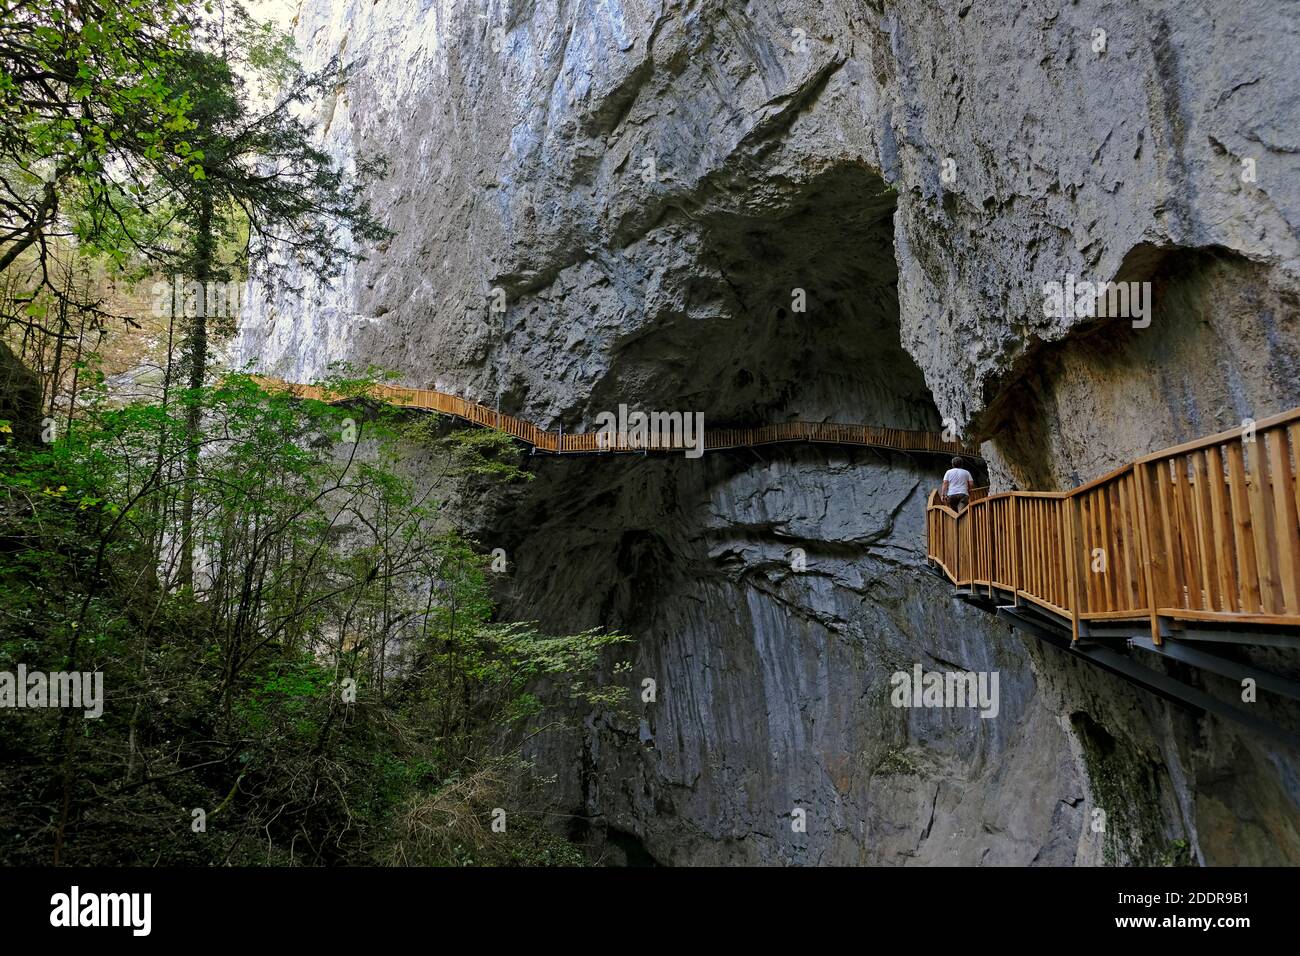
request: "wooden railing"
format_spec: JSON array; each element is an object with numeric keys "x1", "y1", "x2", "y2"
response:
[
  {"x1": 926, "y1": 408, "x2": 1300, "y2": 641},
  {"x1": 252, "y1": 376, "x2": 979, "y2": 458}
]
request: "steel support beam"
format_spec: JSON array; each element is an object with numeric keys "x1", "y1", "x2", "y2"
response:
[
  {"x1": 996, "y1": 607, "x2": 1300, "y2": 753},
  {"x1": 1128, "y1": 637, "x2": 1300, "y2": 702}
]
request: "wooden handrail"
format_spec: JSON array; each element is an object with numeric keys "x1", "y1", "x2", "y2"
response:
[
  {"x1": 925, "y1": 408, "x2": 1300, "y2": 639},
  {"x1": 249, "y1": 375, "x2": 982, "y2": 459}
]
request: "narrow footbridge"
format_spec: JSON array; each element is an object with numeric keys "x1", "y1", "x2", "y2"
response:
[
  {"x1": 254, "y1": 376, "x2": 978, "y2": 458},
  {"x1": 925, "y1": 407, "x2": 1300, "y2": 748}
]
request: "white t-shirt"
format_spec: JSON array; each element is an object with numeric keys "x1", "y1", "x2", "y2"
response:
[{"x1": 944, "y1": 468, "x2": 973, "y2": 496}]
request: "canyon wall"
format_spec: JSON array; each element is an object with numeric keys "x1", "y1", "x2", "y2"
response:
[{"x1": 238, "y1": 0, "x2": 1300, "y2": 864}]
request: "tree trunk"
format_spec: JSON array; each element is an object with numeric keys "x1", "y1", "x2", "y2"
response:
[{"x1": 179, "y1": 194, "x2": 214, "y2": 590}]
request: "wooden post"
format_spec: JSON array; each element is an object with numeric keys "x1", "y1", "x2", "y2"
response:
[
  {"x1": 955, "y1": 504, "x2": 963, "y2": 585},
  {"x1": 1134, "y1": 462, "x2": 1163, "y2": 646},
  {"x1": 985, "y1": 500, "x2": 995, "y2": 598},
  {"x1": 1065, "y1": 496, "x2": 1084, "y2": 643},
  {"x1": 1011, "y1": 494, "x2": 1021, "y2": 605}
]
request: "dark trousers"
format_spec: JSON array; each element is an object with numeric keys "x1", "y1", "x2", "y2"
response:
[{"x1": 948, "y1": 494, "x2": 968, "y2": 512}]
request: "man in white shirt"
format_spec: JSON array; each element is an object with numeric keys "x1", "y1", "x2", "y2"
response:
[{"x1": 942, "y1": 457, "x2": 974, "y2": 511}]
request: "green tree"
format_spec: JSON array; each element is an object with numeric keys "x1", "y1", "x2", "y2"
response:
[
  {"x1": 0, "y1": 373, "x2": 628, "y2": 865},
  {"x1": 145, "y1": 14, "x2": 388, "y2": 588},
  {"x1": 0, "y1": 0, "x2": 201, "y2": 284}
]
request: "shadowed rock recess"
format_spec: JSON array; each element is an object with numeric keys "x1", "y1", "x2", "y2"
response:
[{"x1": 238, "y1": 1, "x2": 1300, "y2": 864}]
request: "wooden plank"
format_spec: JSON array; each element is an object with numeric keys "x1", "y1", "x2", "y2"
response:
[
  {"x1": 1171, "y1": 456, "x2": 1199, "y2": 610},
  {"x1": 1245, "y1": 436, "x2": 1280, "y2": 613},
  {"x1": 1096, "y1": 487, "x2": 1114, "y2": 612},
  {"x1": 1158, "y1": 608, "x2": 1300, "y2": 627},
  {"x1": 1134, "y1": 462, "x2": 1163, "y2": 644},
  {"x1": 1035, "y1": 499, "x2": 1045, "y2": 601},
  {"x1": 1157, "y1": 458, "x2": 1180, "y2": 605},
  {"x1": 1011, "y1": 495, "x2": 1021, "y2": 603},
  {"x1": 1065, "y1": 497, "x2": 1084, "y2": 642},
  {"x1": 1001, "y1": 499, "x2": 1012, "y2": 590},
  {"x1": 1041, "y1": 500, "x2": 1050, "y2": 606},
  {"x1": 953, "y1": 508, "x2": 960, "y2": 578},
  {"x1": 942, "y1": 505, "x2": 950, "y2": 578},
  {"x1": 998, "y1": 502, "x2": 1008, "y2": 590},
  {"x1": 1066, "y1": 502, "x2": 1076, "y2": 613},
  {"x1": 1031, "y1": 502, "x2": 1040, "y2": 601},
  {"x1": 984, "y1": 502, "x2": 993, "y2": 587},
  {"x1": 1079, "y1": 609, "x2": 1150, "y2": 621},
  {"x1": 1191, "y1": 449, "x2": 1221, "y2": 611},
  {"x1": 1016, "y1": 589, "x2": 1073, "y2": 622},
  {"x1": 985, "y1": 501, "x2": 995, "y2": 595},
  {"x1": 1116, "y1": 476, "x2": 1139, "y2": 610},
  {"x1": 1205, "y1": 444, "x2": 1238, "y2": 612},
  {"x1": 1069, "y1": 495, "x2": 1082, "y2": 613},
  {"x1": 956, "y1": 505, "x2": 965, "y2": 584},
  {"x1": 1102, "y1": 484, "x2": 1119, "y2": 610},
  {"x1": 1051, "y1": 500, "x2": 1060, "y2": 606},
  {"x1": 1042, "y1": 500, "x2": 1052, "y2": 607},
  {"x1": 1092, "y1": 486, "x2": 1112, "y2": 613},
  {"x1": 999, "y1": 499, "x2": 1010, "y2": 589},
  {"x1": 1046, "y1": 499, "x2": 1055, "y2": 603},
  {"x1": 1047, "y1": 500, "x2": 1057, "y2": 606},
  {"x1": 1023, "y1": 500, "x2": 1033, "y2": 598},
  {"x1": 1267, "y1": 427, "x2": 1300, "y2": 613},
  {"x1": 1128, "y1": 471, "x2": 1148, "y2": 608},
  {"x1": 1027, "y1": 499, "x2": 1037, "y2": 600},
  {"x1": 1054, "y1": 499, "x2": 1064, "y2": 608},
  {"x1": 1292, "y1": 424, "x2": 1300, "y2": 544},
  {"x1": 1086, "y1": 493, "x2": 1102, "y2": 614}
]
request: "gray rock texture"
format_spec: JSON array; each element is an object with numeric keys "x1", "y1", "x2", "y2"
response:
[
  {"x1": 488, "y1": 449, "x2": 1095, "y2": 865},
  {"x1": 237, "y1": 0, "x2": 1300, "y2": 864}
]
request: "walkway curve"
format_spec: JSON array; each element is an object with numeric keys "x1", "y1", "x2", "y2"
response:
[
  {"x1": 252, "y1": 375, "x2": 982, "y2": 459},
  {"x1": 927, "y1": 405, "x2": 1300, "y2": 639}
]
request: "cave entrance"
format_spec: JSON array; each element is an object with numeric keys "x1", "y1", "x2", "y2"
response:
[{"x1": 588, "y1": 163, "x2": 945, "y2": 440}]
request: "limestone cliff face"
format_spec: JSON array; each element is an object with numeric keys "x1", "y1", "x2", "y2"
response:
[{"x1": 238, "y1": 0, "x2": 1300, "y2": 864}]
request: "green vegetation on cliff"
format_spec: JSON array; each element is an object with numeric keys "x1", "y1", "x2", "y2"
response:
[{"x1": 0, "y1": 371, "x2": 627, "y2": 864}]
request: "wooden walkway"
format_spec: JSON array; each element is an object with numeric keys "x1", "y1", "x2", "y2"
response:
[
  {"x1": 927, "y1": 407, "x2": 1300, "y2": 641},
  {"x1": 253, "y1": 376, "x2": 980, "y2": 458}
]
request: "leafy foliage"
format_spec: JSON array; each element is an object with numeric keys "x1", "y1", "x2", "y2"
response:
[
  {"x1": 0, "y1": 373, "x2": 629, "y2": 865},
  {"x1": 0, "y1": 1, "x2": 613, "y2": 869},
  {"x1": 0, "y1": 0, "x2": 203, "y2": 283}
]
